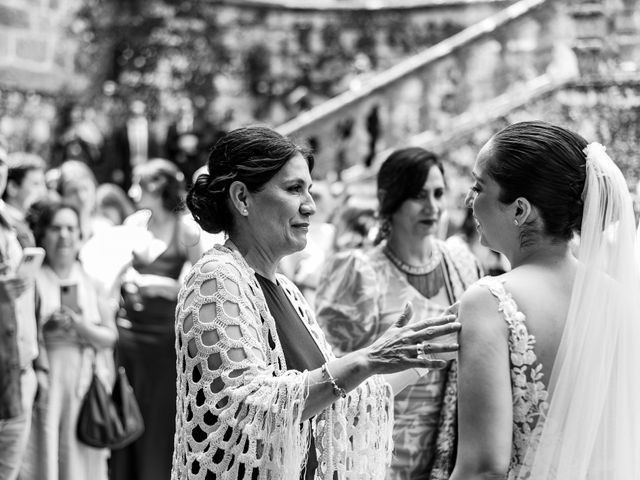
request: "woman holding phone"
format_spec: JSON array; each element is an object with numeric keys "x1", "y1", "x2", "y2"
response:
[{"x1": 21, "y1": 198, "x2": 117, "y2": 480}]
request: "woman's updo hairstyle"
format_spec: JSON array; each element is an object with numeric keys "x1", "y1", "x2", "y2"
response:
[
  {"x1": 374, "y1": 147, "x2": 443, "y2": 244},
  {"x1": 187, "y1": 126, "x2": 313, "y2": 234},
  {"x1": 487, "y1": 121, "x2": 588, "y2": 243},
  {"x1": 133, "y1": 158, "x2": 186, "y2": 212}
]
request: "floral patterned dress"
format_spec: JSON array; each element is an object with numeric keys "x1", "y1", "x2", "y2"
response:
[
  {"x1": 476, "y1": 277, "x2": 550, "y2": 479},
  {"x1": 316, "y1": 237, "x2": 481, "y2": 479}
]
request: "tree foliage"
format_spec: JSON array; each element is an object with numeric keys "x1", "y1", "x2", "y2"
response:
[{"x1": 73, "y1": 0, "x2": 230, "y2": 119}]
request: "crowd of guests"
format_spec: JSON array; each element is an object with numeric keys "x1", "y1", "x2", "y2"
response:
[
  {"x1": 52, "y1": 99, "x2": 227, "y2": 194},
  {"x1": 1, "y1": 119, "x2": 636, "y2": 480},
  {"x1": 0, "y1": 143, "x2": 207, "y2": 479}
]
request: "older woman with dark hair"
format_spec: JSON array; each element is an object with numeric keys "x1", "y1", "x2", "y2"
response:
[
  {"x1": 23, "y1": 198, "x2": 117, "y2": 480},
  {"x1": 110, "y1": 159, "x2": 205, "y2": 480},
  {"x1": 172, "y1": 126, "x2": 461, "y2": 480},
  {"x1": 316, "y1": 147, "x2": 482, "y2": 479}
]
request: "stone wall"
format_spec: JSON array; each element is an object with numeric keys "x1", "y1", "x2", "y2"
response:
[
  {"x1": 1, "y1": 0, "x2": 639, "y2": 175},
  {"x1": 0, "y1": 0, "x2": 83, "y2": 92},
  {"x1": 0, "y1": 0, "x2": 83, "y2": 155},
  {"x1": 0, "y1": 0, "x2": 515, "y2": 159},
  {"x1": 213, "y1": 0, "x2": 517, "y2": 128},
  {"x1": 278, "y1": 0, "x2": 640, "y2": 180},
  {"x1": 443, "y1": 77, "x2": 640, "y2": 184},
  {"x1": 278, "y1": 0, "x2": 569, "y2": 178}
]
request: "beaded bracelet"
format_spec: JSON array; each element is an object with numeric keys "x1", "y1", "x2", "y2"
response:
[{"x1": 322, "y1": 363, "x2": 347, "y2": 398}]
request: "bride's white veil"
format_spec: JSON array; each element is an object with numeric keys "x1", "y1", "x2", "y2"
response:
[{"x1": 522, "y1": 143, "x2": 640, "y2": 478}]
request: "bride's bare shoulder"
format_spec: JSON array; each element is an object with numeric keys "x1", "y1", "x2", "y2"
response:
[{"x1": 458, "y1": 282, "x2": 509, "y2": 339}]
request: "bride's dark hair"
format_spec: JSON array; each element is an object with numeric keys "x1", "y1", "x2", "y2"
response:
[{"x1": 487, "y1": 120, "x2": 588, "y2": 243}]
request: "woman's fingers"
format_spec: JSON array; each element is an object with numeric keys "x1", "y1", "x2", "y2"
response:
[
  {"x1": 1, "y1": 277, "x2": 28, "y2": 300},
  {"x1": 392, "y1": 302, "x2": 413, "y2": 328},
  {"x1": 423, "y1": 358, "x2": 447, "y2": 369},
  {"x1": 393, "y1": 341, "x2": 459, "y2": 359},
  {"x1": 417, "y1": 342, "x2": 459, "y2": 355},
  {"x1": 406, "y1": 320, "x2": 461, "y2": 342},
  {"x1": 396, "y1": 357, "x2": 448, "y2": 369},
  {"x1": 59, "y1": 306, "x2": 78, "y2": 323},
  {"x1": 405, "y1": 314, "x2": 457, "y2": 331},
  {"x1": 445, "y1": 301, "x2": 460, "y2": 316},
  {"x1": 388, "y1": 343, "x2": 455, "y2": 369}
]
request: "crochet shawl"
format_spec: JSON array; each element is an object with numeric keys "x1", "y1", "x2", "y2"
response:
[{"x1": 172, "y1": 245, "x2": 394, "y2": 479}]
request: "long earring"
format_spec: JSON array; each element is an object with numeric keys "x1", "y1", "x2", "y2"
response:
[
  {"x1": 381, "y1": 217, "x2": 392, "y2": 238},
  {"x1": 374, "y1": 216, "x2": 392, "y2": 245}
]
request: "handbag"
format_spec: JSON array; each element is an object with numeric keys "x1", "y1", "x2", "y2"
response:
[{"x1": 77, "y1": 353, "x2": 144, "y2": 449}]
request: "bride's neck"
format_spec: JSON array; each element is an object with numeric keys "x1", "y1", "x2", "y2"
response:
[{"x1": 509, "y1": 239, "x2": 574, "y2": 270}]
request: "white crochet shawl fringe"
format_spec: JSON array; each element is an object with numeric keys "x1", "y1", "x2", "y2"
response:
[{"x1": 172, "y1": 245, "x2": 394, "y2": 479}]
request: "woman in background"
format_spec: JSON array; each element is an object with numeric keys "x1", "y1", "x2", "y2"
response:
[
  {"x1": 110, "y1": 159, "x2": 204, "y2": 480},
  {"x1": 316, "y1": 147, "x2": 482, "y2": 479},
  {"x1": 56, "y1": 160, "x2": 112, "y2": 239},
  {"x1": 23, "y1": 198, "x2": 117, "y2": 480},
  {"x1": 95, "y1": 183, "x2": 135, "y2": 227}
]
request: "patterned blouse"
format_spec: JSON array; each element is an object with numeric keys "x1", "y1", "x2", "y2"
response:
[{"x1": 315, "y1": 237, "x2": 481, "y2": 479}]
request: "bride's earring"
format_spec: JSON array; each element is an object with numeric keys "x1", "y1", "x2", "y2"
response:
[{"x1": 513, "y1": 219, "x2": 519, "y2": 226}]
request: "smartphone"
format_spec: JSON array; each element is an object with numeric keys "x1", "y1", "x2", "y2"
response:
[
  {"x1": 60, "y1": 283, "x2": 80, "y2": 313},
  {"x1": 16, "y1": 247, "x2": 45, "y2": 279}
]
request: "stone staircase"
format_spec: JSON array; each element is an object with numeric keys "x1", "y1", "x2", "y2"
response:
[{"x1": 276, "y1": 0, "x2": 639, "y2": 182}]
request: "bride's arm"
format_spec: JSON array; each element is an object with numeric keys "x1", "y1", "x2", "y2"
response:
[{"x1": 450, "y1": 284, "x2": 512, "y2": 480}]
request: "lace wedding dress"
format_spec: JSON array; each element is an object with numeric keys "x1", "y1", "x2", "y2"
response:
[
  {"x1": 476, "y1": 277, "x2": 549, "y2": 479},
  {"x1": 478, "y1": 143, "x2": 640, "y2": 479}
]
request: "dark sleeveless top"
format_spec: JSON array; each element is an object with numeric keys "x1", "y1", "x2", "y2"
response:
[
  {"x1": 121, "y1": 217, "x2": 188, "y2": 331},
  {"x1": 255, "y1": 273, "x2": 325, "y2": 480},
  {"x1": 255, "y1": 274, "x2": 325, "y2": 370}
]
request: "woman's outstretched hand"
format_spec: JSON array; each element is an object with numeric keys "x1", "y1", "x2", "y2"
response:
[{"x1": 365, "y1": 302, "x2": 461, "y2": 374}]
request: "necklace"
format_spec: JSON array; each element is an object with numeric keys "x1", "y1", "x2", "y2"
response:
[
  {"x1": 383, "y1": 243, "x2": 446, "y2": 299},
  {"x1": 383, "y1": 243, "x2": 443, "y2": 275}
]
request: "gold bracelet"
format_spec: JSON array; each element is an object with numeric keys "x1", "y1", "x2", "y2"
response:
[{"x1": 322, "y1": 363, "x2": 347, "y2": 398}]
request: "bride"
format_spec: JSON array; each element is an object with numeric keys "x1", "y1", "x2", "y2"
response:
[{"x1": 450, "y1": 121, "x2": 640, "y2": 479}]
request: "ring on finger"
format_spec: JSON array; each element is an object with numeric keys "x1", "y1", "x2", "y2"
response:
[{"x1": 417, "y1": 342, "x2": 433, "y2": 360}]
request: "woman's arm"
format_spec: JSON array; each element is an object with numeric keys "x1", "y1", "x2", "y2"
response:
[
  {"x1": 306, "y1": 302, "x2": 458, "y2": 419},
  {"x1": 181, "y1": 215, "x2": 207, "y2": 266},
  {"x1": 62, "y1": 294, "x2": 118, "y2": 350},
  {"x1": 134, "y1": 272, "x2": 181, "y2": 299},
  {"x1": 184, "y1": 259, "x2": 459, "y2": 423},
  {"x1": 134, "y1": 215, "x2": 206, "y2": 300},
  {"x1": 450, "y1": 284, "x2": 513, "y2": 480}
]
